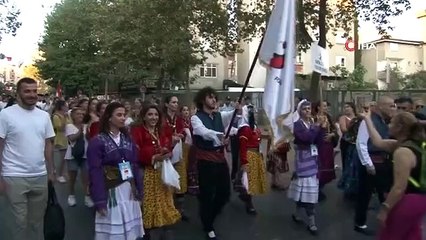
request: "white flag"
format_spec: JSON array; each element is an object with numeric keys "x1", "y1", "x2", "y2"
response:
[{"x1": 260, "y1": 0, "x2": 296, "y2": 144}]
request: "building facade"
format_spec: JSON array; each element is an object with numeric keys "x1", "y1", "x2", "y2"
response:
[
  {"x1": 361, "y1": 38, "x2": 425, "y2": 89},
  {"x1": 189, "y1": 53, "x2": 233, "y2": 90}
]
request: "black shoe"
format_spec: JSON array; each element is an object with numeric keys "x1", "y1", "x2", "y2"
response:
[
  {"x1": 271, "y1": 184, "x2": 287, "y2": 191},
  {"x1": 354, "y1": 225, "x2": 375, "y2": 236},
  {"x1": 181, "y1": 212, "x2": 190, "y2": 222},
  {"x1": 291, "y1": 214, "x2": 303, "y2": 224},
  {"x1": 246, "y1": 206, "x2": 257, "y2": 215}
]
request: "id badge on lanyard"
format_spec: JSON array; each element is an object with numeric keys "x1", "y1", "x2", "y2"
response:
[
  {"x1": 109, "y1": 134, "x2": 134, "y2": 181},
  {"x1": 310, "y1": 145, "x2": 318, "y2": 157},
  {"x1": 119, "y1": 161, "x2": 133, "y2": 180}
]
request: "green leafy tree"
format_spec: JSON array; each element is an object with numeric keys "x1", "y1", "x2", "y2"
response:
[
  {"x1": 401, "y1": 71, "x2": 426, "y2": 89},
  {"x1": 0, "y1": 1, "x2": 21, "y2": 42},
  {"x1": 36, "y1": 0, "x2": 103, "y2": 96},
  {"x1": 37, "y1": 0, "x2": 270, "y2": 94},
  {"x1": 345, "y1": 64, "x2": 377, "y2": 90},
  {"x1": 297, "y1": 0, "x2": 411, "y2": 100}
]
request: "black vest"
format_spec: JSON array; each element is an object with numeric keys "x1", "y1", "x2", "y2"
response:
[
  {"x1": 193, "y1": 111, "x2": 224, "y2": 151},
  {"x1": 368, "y1": 112, "x2": 389, "y2": 155}
]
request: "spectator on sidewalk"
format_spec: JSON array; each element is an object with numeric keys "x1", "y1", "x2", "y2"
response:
[{"x1": 0, "y1": 77, "x2": 56, "y2": 240}]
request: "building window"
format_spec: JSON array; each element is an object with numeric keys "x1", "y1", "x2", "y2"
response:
[
  {"x1": 390, "y1": 43, "x2": 399, "y2": 52},
  {"x1": 335, "y1": 56, "x2": 346, "y2": 67},
  {"x1": 296, "y1": 52, "x2": 302, "y2": 63},
  {"x1": 199, "y1": 63, "x2": 217, "y2": 78}
]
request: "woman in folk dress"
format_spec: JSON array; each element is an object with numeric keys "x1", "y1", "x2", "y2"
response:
[
  {"x1": 131, "y1": 104, "x2": 180, "y2": 240},
  {"x1": 180, "y1": 105, "x2": 192, "y2": 193},
  {"x1": 87, "y1": 102, "x2": 144, "y2": 240},
  {"x1": 288, "y1": 100, "x2": 326, "y2": 235},
  {"x1": 236, "y1": 104, "x2": 268, "y2": 215}
]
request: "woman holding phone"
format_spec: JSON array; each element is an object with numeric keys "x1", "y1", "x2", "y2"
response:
[{"x1": 131, "y1": 104, "x2": 180, "y2": 240}]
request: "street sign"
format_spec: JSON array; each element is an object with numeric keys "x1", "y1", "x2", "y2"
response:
[{"x1": 311, "y1": 43, "x2": 329, "y2": 75}]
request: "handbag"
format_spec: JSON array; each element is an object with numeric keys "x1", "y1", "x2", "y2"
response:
[{"x1": 44, "y1": 181, "x2": 65, "y2": 240}]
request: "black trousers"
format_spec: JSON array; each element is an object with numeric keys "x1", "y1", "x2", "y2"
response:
[
  {"x1": 230, "y1": 136, "x2": 240, "y2": 180},
  {"x1": 354, "y1": 162, "x2": 392, "y2": 226},
  {"x1": 197, "y1": 160, "x2": 231, "y2": 232},
  {"x1": 340, "y1": 139, "x2": 350, "y2": 172}
]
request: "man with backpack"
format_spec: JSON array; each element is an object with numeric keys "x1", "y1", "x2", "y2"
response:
[{"x1": 0, "y1": 78, "x2": 56, "y2": 240}]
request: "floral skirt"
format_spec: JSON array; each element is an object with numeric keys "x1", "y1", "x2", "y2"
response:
[
  {"x1": 143, "y1": 167, "x2": 181, "y2": 229},
  {"x1": 174, "y1": 144, "x2": 189, "y2": 194},
  {"x1": 95, "y1": 182, "x2": 144, "y2": 240}
]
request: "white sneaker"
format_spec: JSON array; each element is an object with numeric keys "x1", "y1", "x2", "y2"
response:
[
  {"x1": 207, "y1": 231, "x2": 216, "y2": 238},
  {"x1": 57, "y1": 176, "x2": 67, "y2": 183},
  {"x1": 84, "y1": 195, "x2": 94, "y2": 208},
  {"x1": 68, "y1": 195, "x2": 77, "y2": 207}
]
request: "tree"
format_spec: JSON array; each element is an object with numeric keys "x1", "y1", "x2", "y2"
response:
[
  {"x1": 21, "y1": 64, "x2": 50, "y2": 94},
  {"x1": 36, "y1": 0, "x2": 103, "y2": 96},
  {"x1": 345, "y1": 65, "x2": 377, "y2": 90},
  {"x1": 297, "y1": 0, "x2": 411, "y2": 100},
  {"x1": 401, "y1": 71, "x2": 426, "y2": 89},
  {"x1": 0, "y1": 1, "x2": 21, "y2": 42},
  {"x1": 37, "y1": 0, "x2": 268, "y2": 94},
  {"x1": 330, "y1": 65, "x2": 349, "y2": 79}
]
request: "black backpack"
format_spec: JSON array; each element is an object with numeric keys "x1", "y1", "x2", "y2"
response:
[
  {"x1": 44, "y1": 181, "x2": 65, "y2": 240},
  {"x1": 71, "y1": 133, "x2": 85, "y2": 161}
]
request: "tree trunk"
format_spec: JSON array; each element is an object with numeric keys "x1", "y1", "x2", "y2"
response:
[
  {"x1": 354, "y1": 14, "x2": 361, "y2": 66},
  {"x1": 156, "y1": 67, "x2": 165, "y2": 94},
  {"x1": 308, "y1": 0, "x2": 327, "y2": 102},
  {"x1": 184, "y1": 65, "x2": 193, "y2": 106}
]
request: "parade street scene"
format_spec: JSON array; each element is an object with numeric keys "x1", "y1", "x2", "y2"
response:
[{"x1": 0, "y1": 0, "x2": 426, "y2": 240}]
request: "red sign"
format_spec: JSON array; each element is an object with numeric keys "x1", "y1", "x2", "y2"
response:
[{"x1": 345, "y1": 38, "x2": 355, "y2": 52}]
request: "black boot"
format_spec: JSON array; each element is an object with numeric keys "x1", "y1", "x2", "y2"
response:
[
  {"x1": 175, "y1": 194, "x2": 190, "y2": 222},
  {"x1": 245, "y1": 195, "x2": 257, "y2": 215}
]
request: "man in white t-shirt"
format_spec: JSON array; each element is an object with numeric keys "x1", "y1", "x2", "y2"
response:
[{"x1": 0, "y1": 77, "x2": 56, "y2": 240}]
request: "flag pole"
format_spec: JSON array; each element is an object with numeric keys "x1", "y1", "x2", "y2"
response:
[{"x1": 224, "y1": 36, "x2": 265, "y2": 139}]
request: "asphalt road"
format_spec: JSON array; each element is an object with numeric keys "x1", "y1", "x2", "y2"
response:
[
  {"x1": 0, "y1": 148, "x2": 420, "y2": 240},
  {"x1": 0, "y1": 172, "x2": 380, "y2": 239}
]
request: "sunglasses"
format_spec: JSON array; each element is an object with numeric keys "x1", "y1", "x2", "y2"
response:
[{"x1": 416, "y1": 105, "x2": 424, "y2": 110}]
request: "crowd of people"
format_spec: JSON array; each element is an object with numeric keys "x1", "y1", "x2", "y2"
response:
[{"x1": 0, "y1": 77, "x2": 425, "y2": 240}]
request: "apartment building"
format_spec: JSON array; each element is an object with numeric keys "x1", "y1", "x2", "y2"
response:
[
  {"x1": 359, "y1": 11, "x2": 426, "y2": 89},
  {"x1": 361, "y1": 38, "x2": 425, "y2": 89},
  {"x1": 189, "y1": 53, "x2": 233, "y2": 90}
]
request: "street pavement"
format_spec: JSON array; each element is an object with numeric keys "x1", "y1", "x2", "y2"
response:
[
  {"x1": 0, "y1": 171, "x2": 380, "y2": 239},
  {"x1": 0, "y1": 148, "x2": 415, "y2": 240}
]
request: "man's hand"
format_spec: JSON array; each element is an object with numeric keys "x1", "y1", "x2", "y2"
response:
[
  {"x1": 366, "y1": 166, "x2": 376, "y2": 175},
  {"x1": 48, "y1": 172, "x2": 56, "y2": 183},
  {"x1": 222, "y1": 137, "x2": 229, "y2": 146}
]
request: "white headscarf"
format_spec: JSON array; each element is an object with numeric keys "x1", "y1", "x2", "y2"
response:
[
  {"x1": 293, "y1": 99, "x2": 310, "y2": 123},
  {"x1": 238, "y1": 104, "x2": 254, "y2": 129}
]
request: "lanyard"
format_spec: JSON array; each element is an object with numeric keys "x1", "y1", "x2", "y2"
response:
[{"x1": 107, "y1": 133, "x2": 126, "y2": 163}]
